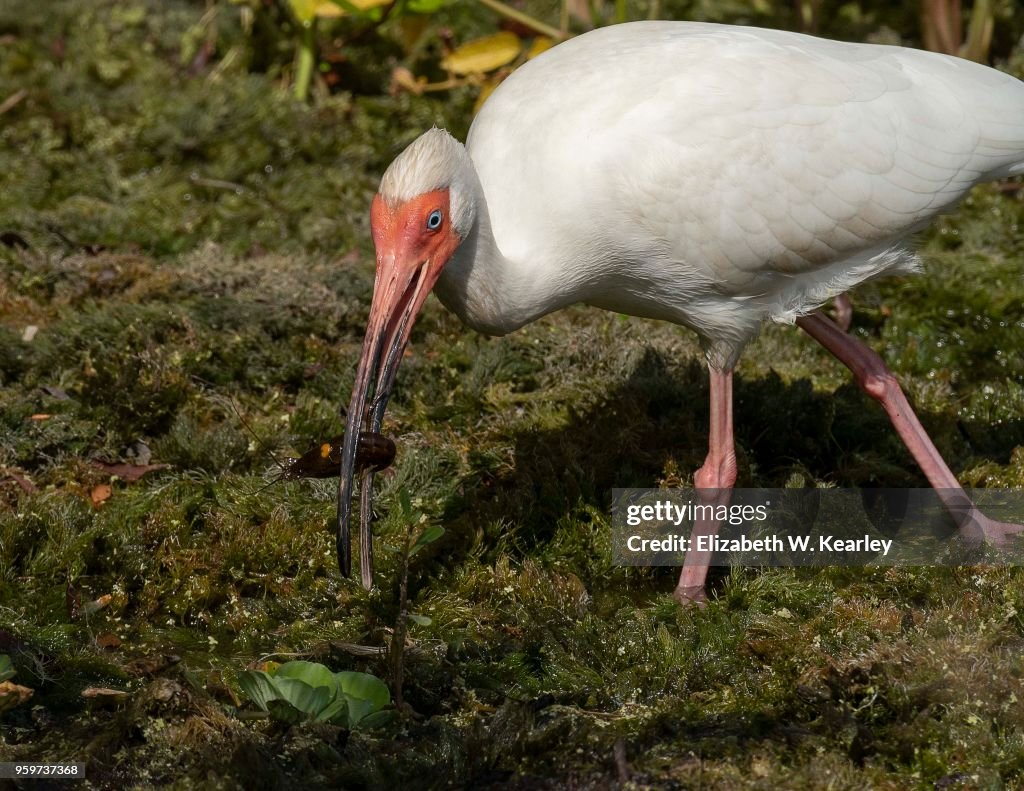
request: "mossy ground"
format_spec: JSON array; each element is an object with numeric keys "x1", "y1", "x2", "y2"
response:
[{"x1": 2, "y1": 1, "x2": 1024, "y2": 788}]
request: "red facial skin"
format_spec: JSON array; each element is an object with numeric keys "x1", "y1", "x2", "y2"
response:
[
  {"x1": 336, "y1": 188, "x2": 460, "y2": 587},
  {"x1": 370, "y1": 190, "x2": 460, "y2": 279}
]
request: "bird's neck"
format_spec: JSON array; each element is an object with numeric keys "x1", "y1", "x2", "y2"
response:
[{"x1": 434, "y1": 172, "x2": 567, "y2": 337}]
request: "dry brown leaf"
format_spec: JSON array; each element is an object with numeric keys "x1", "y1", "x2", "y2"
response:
[
  {"x1": 81, "y1": 594, "x2": 113, "y2": 616},
  {"x1": 96, "y1": 632, "x2": 122, "y2": 651},
  {"x1": 331, "y1": 640, "x2": 387, "y2": 657},
  {"x1": 2, "y1": 471, "x2": 37, "y2": 494},
  {"x1": 0, "y1": 681, "x2": 33, "y2": 713},
  {"x1": 81, "y1": 687, "x2": 130, "y2": 706},
  {"x1": 124, "y1": 654, "x2": 181, "y2": 677},
  {"x1": 91, "y1": 484, "x2": 112, "y2": 507},
  {"x1": 91, "y1": 461, "x2": 169, "y2": 482},
  {"x1": 30, "y1": 413, "x2": 51, "y2": 421}
]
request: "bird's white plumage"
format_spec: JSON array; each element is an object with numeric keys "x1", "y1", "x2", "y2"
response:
[
  {"x1": 379, "y1": 130, "x2": 478, "y2": 240},
  {"x1": 383, "y1": 22, "x2": 1024, "y2": 367}
]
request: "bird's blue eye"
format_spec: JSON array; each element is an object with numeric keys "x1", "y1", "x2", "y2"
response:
[{"x1": 426, "y1": 209, "x2": 443, "y2": 231}]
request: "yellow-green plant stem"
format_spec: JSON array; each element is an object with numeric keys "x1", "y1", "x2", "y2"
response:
[
  {"x1": 963, "y1": 0, "x2": 993, "y2": 62},
  {"x1": 294, "y1": 20, "x2": 316, "y2": 101},
  {"x1": 478, "y1": 0, "x2": 565, "y2": 39}
]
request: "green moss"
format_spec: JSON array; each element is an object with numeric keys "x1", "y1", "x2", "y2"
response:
[{"x1": 2, "y1": 0, "x2": 1024, "y2": 787}]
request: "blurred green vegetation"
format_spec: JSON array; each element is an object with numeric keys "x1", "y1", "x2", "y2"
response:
[{"x1": 2, "y1": 0, "x2": 1024, "y2": 787}]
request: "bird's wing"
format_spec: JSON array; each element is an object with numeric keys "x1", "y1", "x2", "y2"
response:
[
  {"x1": 466, "y1": 23, "x2": 1024, "y2": 359},
  {"x1": 582, "y1": 27, "x2": 1024, "y2": 296}
]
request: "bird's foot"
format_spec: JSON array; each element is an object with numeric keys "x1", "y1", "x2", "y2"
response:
[
  {"x1": 978, "y1": 517, "x2": 1024, "y2": 549},
  {"x1": 673, "y1": 584, "x2": 708, "y2": 608},
  {"x1": 958, "y1": 514, "x2": 1024, "y2": 549}
]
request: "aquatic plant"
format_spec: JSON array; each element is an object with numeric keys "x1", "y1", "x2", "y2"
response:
[{"x1": 238, "y1": 660, "x2": 392, "y2": 728}]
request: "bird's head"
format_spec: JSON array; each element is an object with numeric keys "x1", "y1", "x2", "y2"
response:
[{"x1": 336, "y1": 128, "x2": 474, "y2": 587}]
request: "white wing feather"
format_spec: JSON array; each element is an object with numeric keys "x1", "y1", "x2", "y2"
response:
[{"x1": 465, "y1": 23, "x2": 1024, "y2": 363}]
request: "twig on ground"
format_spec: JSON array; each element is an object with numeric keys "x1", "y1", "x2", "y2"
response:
[{"x1": 0, "y1": 89, "x2": 27, "y2": 115}]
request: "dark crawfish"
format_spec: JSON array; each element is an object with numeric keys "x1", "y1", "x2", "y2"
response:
[{"x1": 284, "y1": 432, "x2": 395, "y2": 479}]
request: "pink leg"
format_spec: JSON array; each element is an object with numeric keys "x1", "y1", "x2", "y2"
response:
[
  {"x1": 832, "y1": 293, "x2": 853, "y2": 333},
  {"x1": 797, "y1": 312, "x2": 1022, "y2": 545},
  {"x1": 674, "y1": 367, "x2": 738, "y2": 605}
]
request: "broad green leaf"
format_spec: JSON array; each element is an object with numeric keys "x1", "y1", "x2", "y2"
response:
[
  {"x1": 409, "y1": 525, "x2": 444, "y2": 557},
  {"x1": 336, "y1": 671, "x2": 390, "y2": 724},
  {"x1": 336, "y1": 671, "x2": 390, "y2": 706},
  {"x1": 406, "y1": 613, "x2": 431, "y2": 626},
  {"x1": 237, "y1": 670, "x2": 280, "y2": 711},
  {"x1": 315, "y1": 695, "x2": 349, "y2": 724},
  {"x1": 441, "y1": 32, "x2": 521, "y2": 75},
  {"x1": 273, "y1": 677, "x2": 333, "y2": 717},
  {"x1": 274, "y1": 660, "x2": 337, "y2": 692},
  {"x1": 356, "y1": 709, "x2": 395, "y2": 729},
  {"x1": 0, "y1": 655, "x2": 14, "y2": 683},
  {"x1": 241, "y1": 662, "x2": 389, "y2": 727},
  {"x1": 344, "y1": 694, "x2": 376, "y2": 725}
]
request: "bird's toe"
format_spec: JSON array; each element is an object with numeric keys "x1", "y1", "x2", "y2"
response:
[
  {"x1": 980, "y1": 519, "x2": 1024, "y2": 549},
  {"x1": 673, "y1": 584, "x2": 709, "y2": 608}
]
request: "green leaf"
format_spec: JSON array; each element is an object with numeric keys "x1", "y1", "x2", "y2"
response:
[
  {"x1": 274, "y1": 660, "x2": 337, "y2": 691},
  {"x1": 336, "y1": 671, "x2": 390, "y2": 725},
  {"x1": 240, "y1": 663, "x2": 389, "y2": 727},
  {"x1": 406, "y1": 613, "x2": 431, "y2": 626},
  {"x1": 345, "y1": 695, "x2": 376, "y2": 725},
  {"x1": 237, "y1": 670, "x2": 280, "y2": 711},
  {"x1": 409, "y1": 525, "x2": 444, "y2": 557},
  {"x1": 315, "y1": 695, "x2": 349, "y2": 724},
  {"x1": 273, "y1": 677, "x2": 334, "y2": 717},
  {"x1": 355, "y1": 709, "x2": 395, "y2": 729},
  {"x1": 336, "y1": 671, "x2": 390, "y2": 707},
  {"x1": 0, "y1": 655, "x2": 14, "y2": 683}
]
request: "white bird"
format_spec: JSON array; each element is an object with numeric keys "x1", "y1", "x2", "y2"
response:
[{"x1": 335, "y1": 21, "x2": 1024, "y2": 602}]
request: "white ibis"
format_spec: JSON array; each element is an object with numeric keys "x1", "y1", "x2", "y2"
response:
[{"x1": 336, "y1": 21, "x2": 1024, "y2": 602}]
